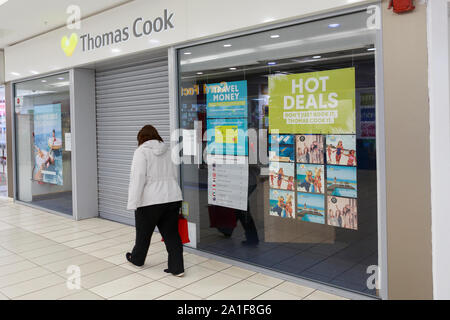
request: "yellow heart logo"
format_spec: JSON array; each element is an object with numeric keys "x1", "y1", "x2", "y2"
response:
[{"x1": 61, "y1": 33, "x2": 78, "y2": 57}]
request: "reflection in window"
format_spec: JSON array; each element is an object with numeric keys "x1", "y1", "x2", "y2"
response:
[
  {"x1": 14, "y1": 73, "x2": 73, "y2": 215},
  {"x1": 178, "y1": 11, "x2": 379, "y2": 296}
]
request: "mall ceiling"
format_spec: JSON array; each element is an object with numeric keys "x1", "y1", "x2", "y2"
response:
[{"x1": 0, "y1": 0, "x2": 133, "y2": 49}]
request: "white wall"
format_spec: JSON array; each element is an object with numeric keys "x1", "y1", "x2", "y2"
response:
[
  {"x1": 4, "y1": 0, "x2": 376, "y2": 82},
  {"x1": 427, "y1": 0, "x2": 450, "y2": 300},
  {"x1": 0, "y1": 51, "x2": 4, "y2": 84}
]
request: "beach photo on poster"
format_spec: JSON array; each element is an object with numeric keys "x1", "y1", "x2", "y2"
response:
[
  {"x1": 296, "y1": 192, "x2": 325, "y2": 224},
  {"x1": 326, "y1": 165, "x2": 357, "y2": 198},
  {"x1": 269, "y1": 162, "x2": 295, "y2": 191},
  {"x1": 33, "y1": 104, "x2": 64, "y2": 186},
  {"x1": 326, "y1": 134, "x2": 356, "y2": 166},
  {"x1": 327, "y1": 196, "x2": 358, "y2": 230},
  {"x1": 296, "y1": 135, "x2": 324, "y2": 164},
  {"x1": 296, "y1": 164, "x2": 324, "y2": 194},
  {"x1": 269, "y1": 189, "x2": 295, "y2": 219},
  {"x1": 269, "y1": 135, "x2": 295, "y2": 162},
  {"x1": 269, "y1": 134, "x2": 295, "y2": 145}
]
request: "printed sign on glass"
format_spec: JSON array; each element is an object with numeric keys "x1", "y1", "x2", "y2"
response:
[
  {"x1": 207, "y1": 118, "x2": 248, "y2": 156},
  {"x1": 206, "y1": 81, "x2": 248, "y2": 118},
  {"x1": 269, "y1": 68, "x2": 356, "y2": 134}
]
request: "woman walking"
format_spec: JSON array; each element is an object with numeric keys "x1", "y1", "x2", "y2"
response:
[{"x1": 126, "y1": 125, "x2": 184, "y2": 276}]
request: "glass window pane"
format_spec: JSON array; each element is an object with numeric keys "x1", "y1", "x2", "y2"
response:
[
  {"x1": 14, "y1": 73, "x2": 73, "y2": 215},
  {"x1": 0, "y1": 86, "x2": 6, "y2": 197},
  {"x1": 178, "y1": 11, "x2": 378, "y2": 296}
]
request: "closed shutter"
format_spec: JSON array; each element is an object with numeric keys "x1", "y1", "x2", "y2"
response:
[{"x1": 95, "y1": 52, "x2": 169, "y2": 224}]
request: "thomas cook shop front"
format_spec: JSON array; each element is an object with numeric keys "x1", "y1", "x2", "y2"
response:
[
  {"x1": 5, "y1": 0, "x2": 416, "y2": 299},
  {"x1": 177, "y1": 10, "x2": 379, "y2": 298}
]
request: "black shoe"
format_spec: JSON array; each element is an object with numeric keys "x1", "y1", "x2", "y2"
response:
[
  {"x1": 126, "y1": 252, "x2": 144, "y2": 267},
  {"x1": 164, "y1": 268, "x2": 185, "y2": 277}
]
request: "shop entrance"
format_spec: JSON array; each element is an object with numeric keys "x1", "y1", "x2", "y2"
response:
[{"x1": 95, "y1": 51, "x2": 170, "y2": 225}]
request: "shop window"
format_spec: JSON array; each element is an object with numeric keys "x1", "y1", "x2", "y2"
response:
[
  {"x1": 14, "y1": 73, "x2": 73, "y2": 215},
  {"x1": 0, "y1": 86, "x2": 6, "y2": 197},
  {"x1": 178, "y1": 10, "x2": 379, "y2": 296}
]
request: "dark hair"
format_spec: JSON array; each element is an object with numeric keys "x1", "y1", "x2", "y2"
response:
[{"x1": 137, "y1": 125, "x2": 163, "y2": 146}]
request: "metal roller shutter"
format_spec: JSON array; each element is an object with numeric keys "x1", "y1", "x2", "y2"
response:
[{"x1": 95, "y1": 52, "x2": 169, "y2": 224}]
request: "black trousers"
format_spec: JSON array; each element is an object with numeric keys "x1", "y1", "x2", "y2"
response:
[{"x1": 131, "y1": 201, "x2": 184, "y2": 273}]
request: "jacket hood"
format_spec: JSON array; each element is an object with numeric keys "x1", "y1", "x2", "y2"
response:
[{"x1": 141, "y1": 140, "x2": 168, "y2": 156}]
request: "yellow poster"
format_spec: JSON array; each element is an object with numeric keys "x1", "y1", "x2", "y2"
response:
[{"x1": 269, "y1": 68, "x2": 356, "y2": 134}]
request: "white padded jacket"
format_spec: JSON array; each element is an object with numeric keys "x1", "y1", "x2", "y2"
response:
[{"x1": 127, "y1": 140, "x2": 182, "y2": 211}]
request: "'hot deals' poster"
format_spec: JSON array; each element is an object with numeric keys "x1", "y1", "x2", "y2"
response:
[
  {"x1": 268, "y1": 68, "x2": 356, "y2": 134},
  {"x1": 33, "y1": 104, "x2": 63, "y2": 186}
]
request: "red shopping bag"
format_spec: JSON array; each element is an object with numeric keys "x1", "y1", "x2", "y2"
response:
[{"x1": 162, "y1": 215, "x2": 190, "y2": 244}]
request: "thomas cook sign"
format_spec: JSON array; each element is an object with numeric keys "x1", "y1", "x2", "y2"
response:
[{"x1": 61, "y1": 9, "x2": 174, "y2": 56}]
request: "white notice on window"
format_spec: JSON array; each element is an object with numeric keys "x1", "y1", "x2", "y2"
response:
[
  {"x1": 182, "y1": 129, "x2": 197, "y2": 156},
  {"x1": 65, "y1": 133, "x2": 72, "y2": 151},
  {"x1": 208, "y1": 155, "x2": 249, "y2": 211}
]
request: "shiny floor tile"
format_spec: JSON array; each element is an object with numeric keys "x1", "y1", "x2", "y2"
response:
[
  {"x1": 246, "y1": 273, "x2": 285, "y2": 288},
  {"x1": 207, "y1": 280, "x2": 269, "y2": 300},
  {"x1": 109, "y1": 281, "x2": 175, "y2": 300},
  {"x1": 273, "y1": 281, "x2": 315, "y2": 298},
  {"x1": 79, "y1": 266, "x2": 133, "y2": 289},
  {"x1": 0, "y1": 273, "x2": 65, "y2": 299},
  {"x1": 158, "y1": 265, "x2": 217, "y2": 289},
  {"x1": 14, "y1": 283, "x2": 80, "y2": 300},
  {"x1": 0, "y1": 200, "x2": 348, "y2": 301},
  {"x1": 157, "y1": 290, "x2": 202, "y2": 300},
  {"x1": 253, "y1": 288, "x2": 301, "y2": 300},
  {"x1": 0, "y1": 260, "x2": 38, "y2": 276},
  {"x1": 0, "y1": 266, "x2": 51, "y2": 288},
  {"x1": 59, "y1": 290, "x2": 104, "y2": 300},
  {"x1": 182, "y1": 273, "x2": 241, "y2": 299},
  {"x1": 220, "y1": 266, "x2": 256, "y2": 279},
  {"x1": 42, "y1": 254, "x2": 99, "y2": 272},
  {"x1": 90, "y1": 273, "x2": 152, "y2": 299}
]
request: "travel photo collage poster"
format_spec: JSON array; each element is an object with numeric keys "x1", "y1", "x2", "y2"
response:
[{"x1": 268, "y1": 67, "x2": 358, "y2": 230}]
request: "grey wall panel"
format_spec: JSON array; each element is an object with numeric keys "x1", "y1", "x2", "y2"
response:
[
  {"x1": 96, "y1": 52, "x2": 170, "y2": 224},
  {"x1": 71, "y1": 69, "x2": 98, "y2": 220}
]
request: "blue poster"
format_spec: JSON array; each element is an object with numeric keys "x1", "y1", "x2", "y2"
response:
[
  {"x1": 33, "y1": 104, "x2": 63, "y2": 186},
  {"x1": 326, "y1": 165, "x2": 357, "y2": 198},
  {"x1": 297, "y1": 192, "x2": 325, "y2": 224},
  {"x1": 207, "y1": 118, "x2": 248, "y2": 156},
  {"x1": 206, "y1": 81, "x2": 248, "y2": 118}
]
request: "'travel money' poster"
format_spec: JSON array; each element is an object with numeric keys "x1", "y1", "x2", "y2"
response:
[
  {"x1": 269, "y1": 68, "x2": 356, "y2": 134},
  {"x1": 206, "y1": 81, "x2": 248, "y2": 118}
]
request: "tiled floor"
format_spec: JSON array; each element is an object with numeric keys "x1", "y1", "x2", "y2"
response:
[{"x1": 0, "y1": 199, "x2": 348, "y2": 300}]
